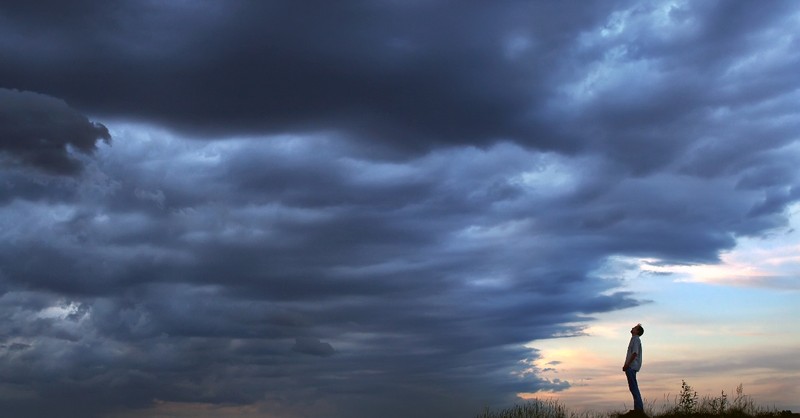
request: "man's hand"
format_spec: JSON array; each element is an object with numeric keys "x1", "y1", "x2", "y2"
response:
[{"x1": 622, "y1": 365, "x2": 629, "y2": 371}]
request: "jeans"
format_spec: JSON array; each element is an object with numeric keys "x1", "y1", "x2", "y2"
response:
[{"x1": 625, "y1": 368, "x2": 643, "y2": 411}]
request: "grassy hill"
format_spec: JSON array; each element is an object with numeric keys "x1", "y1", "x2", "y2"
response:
[{"x1": 477, "y1": 381, "x2": 798, "y2": 418}]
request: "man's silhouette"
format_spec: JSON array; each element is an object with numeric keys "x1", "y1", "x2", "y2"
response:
[{"x1": 623, "y1": 323, "x2": 644, "y2": 414}]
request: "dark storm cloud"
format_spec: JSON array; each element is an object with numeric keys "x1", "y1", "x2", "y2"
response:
[
  {"x1": 2, "y1": 1, "x2": 797, "y2": 170},
  {"x1": 0, "y1": 0, "x2": 622, "y2": 154},
  {"x1": 0, "y1": 89, "x2": 110, "y2": 175},
  {"x1": 2, "y1": 1, "x2": 800, "y2": 417},
  {"x1": 0, "y1": 137, "x2": 635, "y2": 417}
]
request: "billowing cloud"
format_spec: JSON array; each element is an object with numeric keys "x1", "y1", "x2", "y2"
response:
[
  {"x1": 0, "y1": 133, "x2": 640, "y2": 417},
  {"x1": 1, "y1": 1, "x2": 800, "y2": 417},
  {"x1": 1, "y1": 0, "x2": 615, "y2": 154},
  {"x1": 0, "y1": 88, "x2": 110, "y2": 175}
]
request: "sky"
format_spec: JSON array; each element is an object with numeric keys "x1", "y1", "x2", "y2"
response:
[{"x1": 0, "y1": 1, "x2": 799, "y2": 417}]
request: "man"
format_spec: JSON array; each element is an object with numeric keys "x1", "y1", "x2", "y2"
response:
[{"x1": 623, "y1": 323, "x2": 644, "y2": 414}]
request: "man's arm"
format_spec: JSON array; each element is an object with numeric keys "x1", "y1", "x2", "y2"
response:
[{"x1": 623, "y1": 352, "x2": 637, "y2": 371}]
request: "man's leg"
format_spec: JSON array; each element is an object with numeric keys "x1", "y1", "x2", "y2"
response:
[{"x1": 625, "y1": 368, "x2": 644, "y2": 411}]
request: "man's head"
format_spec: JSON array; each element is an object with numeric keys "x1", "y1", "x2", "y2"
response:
[{"x1": 631, "y1": 324, "x2": 644, "y2": 336}]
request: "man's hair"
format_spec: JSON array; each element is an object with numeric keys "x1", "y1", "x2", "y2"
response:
[{"x1": 635, "y1": 324, "x2": 644, "y2": 336}]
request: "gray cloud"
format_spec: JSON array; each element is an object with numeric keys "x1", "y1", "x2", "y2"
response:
[
  {"x1": 0, "y1": 89, "x2": 110, "y2": 175},
  {"x1": 0, "y1": 137, "x2": 643, "y2": 417},
  {"x1": 0, "y1": 0, "x2": 618, "y2": 154},
  {"x1": 1, "y1": 1, "x2": 800, "y2": 417},
  {"x1": 292, "y1": 337, "x2": 335, "y2": 357}
]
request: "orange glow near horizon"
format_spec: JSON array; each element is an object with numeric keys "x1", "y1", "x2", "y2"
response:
[{"x1": 519, "y1": 208, "x2": 800, "y2": 413}]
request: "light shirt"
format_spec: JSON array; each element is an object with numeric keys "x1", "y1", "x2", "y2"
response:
[{"x1": 626, "y1": 335, "x2": 642, "y2": 371}]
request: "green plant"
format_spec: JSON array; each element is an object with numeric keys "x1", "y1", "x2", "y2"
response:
[
  {"x1": 676, "y1": 380, "x2": 699, "y2": 415},
  {"x1": 730, "y1": 383, "x2": 758, "y2": 415},
  {"x1": 705, "y1": 390, "x2": 728, "y2": 415}
]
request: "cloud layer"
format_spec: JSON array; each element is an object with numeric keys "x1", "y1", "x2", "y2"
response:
[
  {"x1": 0, "y1": 89, "x2": 110, "y2": 175},
  {"x1": 1, "y1": 1, "x2": 799, "y2": 417}
]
